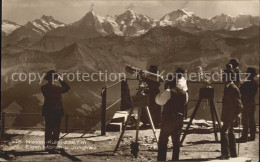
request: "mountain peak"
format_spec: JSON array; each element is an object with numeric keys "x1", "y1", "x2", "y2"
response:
[
  {"x1": 118, "y1": 9, "x2": 138, "y2": 18},
  {"x1": 85, "y1": 10, "x2": 96, "y2": 16},
  {"x1": 40, "y1": 15, "x2": 55, "y2": 22},
  {"x1": 2, "y1": 20, "x2": 21, "y2": 35},
  {"x1": 2, "y1": 20, "x2": 20, "y2": 26},
  {"x1": 159, "y1": 9, "x2": 195, "y2": 22},
  {"x1": 125, "y1": 9, "x2": 135, "y2": 14},
  {"x1": 177, "y1": 9, "x2": 194, "y2": 17}
]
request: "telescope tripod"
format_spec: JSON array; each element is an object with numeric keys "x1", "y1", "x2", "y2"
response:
[
  {"x1": 180, "y1": 88, "x2": 222, "y2": 144},
  {"x1": 114, "y1": 82, "x2": 158, "y2": 157}
]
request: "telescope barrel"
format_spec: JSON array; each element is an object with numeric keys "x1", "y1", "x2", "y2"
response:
[
  {"x1": 125, "y1": 65, "x2": 164, "y2": 82},
  {"x1": 141, "y1": 70, "x2": 164, "y2": 82},
  {"x1": 125, "y1": 65, "x2": 141, "y2": 75}
]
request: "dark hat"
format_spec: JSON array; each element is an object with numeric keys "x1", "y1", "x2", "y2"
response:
[
  {"x1": 148, "y1": 65, "x2": 158, "y2": 74},
  {"x1": 229, "y1": 58, "x2": 239, "y2": 68},
  {"x1": 246, "y1": 67, "x2": 257, "y2": 76},
  {"x1": 175, "y1": 68, "x2": 185, "y2": 79},
  {"x1": 175, "y1": 68, "x2": 185, "y2": 74},
  {"x1": 44, "y1": 70, "x2": 57, "y2": 81}
]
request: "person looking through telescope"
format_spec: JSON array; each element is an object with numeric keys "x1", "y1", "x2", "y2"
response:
[
  {"x1": 155, "y1": 75, "x2": 187, "y2": 161},
  {"x1": 140, "y1": 65, "x2": 161, "y2": 128}
]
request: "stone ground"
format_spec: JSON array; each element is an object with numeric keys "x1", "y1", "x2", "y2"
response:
[{"x1": 0, "y1": 128, "x2": 259, "y2": 161}]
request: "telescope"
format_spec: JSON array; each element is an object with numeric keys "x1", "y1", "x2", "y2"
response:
[{"x1": 125, "y1": 65, "x2": 164, "y2": 82}]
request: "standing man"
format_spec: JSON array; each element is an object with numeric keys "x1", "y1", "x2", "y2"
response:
[
  {"x1": 41, "y1": 70, "x2": 70, "y2": 153},
  {"x1": 218, "y1": 68, "x2": 243, "y2": 159},
  {"x1": 155, "y1": 76, "x2": 187, "y2": 161},
  {"x1": 237, "y1": 67, "x2": 258, "y2": 142},
  {"x1": 229, "y1": 59, "x2": 241, "y2": 127}
]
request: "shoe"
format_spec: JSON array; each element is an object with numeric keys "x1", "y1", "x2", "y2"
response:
[
  {"x1": 236, "y1": 137, "x2": 247, "y2": 143},
  {"x1": 231, "y1": 154, "x2": 238, "y2": 158},
  {"x1": 217, "y1": 155, "x2": 230, "y2": 160}
]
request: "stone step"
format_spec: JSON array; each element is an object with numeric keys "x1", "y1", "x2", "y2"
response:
[
  {"x1": 110, "y1": 111, "x2": 129, "y2": 123},
  {"x1": 106, "y1": 122, "x2": 122, "y2": 132}
]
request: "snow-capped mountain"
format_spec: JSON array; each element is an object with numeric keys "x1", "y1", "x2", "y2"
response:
[
  {"x1": 158, "y1": 9, "x2": 259, "y2": 32},
  {"x1": 2, "y1": 20, "x2": 21, "y2": 36},
  {"x1": 46, "y1": 11, "x2": 121, "y2": 38},
  {"x1": 232, "y1": 14, "x2": 259, "y2": 30},
  {"x1": 27, "y1": 15, "x2": 65, "y2": 34},
  {"x1": 34, "y1": 10, "x2": 157, "y2": 52},
  {"x1": 159, "y1": 9, "x2": 195, "y2": 25},
  {"x1": 33, "y1": 11, "x2": 122, "y2": 51},
  {"x1": 211, "y1": 13, "x2": 259, "y2": 30},
  {"x1": 3, "y1": 15, "x2": 65, "y2": 47},
  {"x1": 115, "y1": 9, "x2": 156, "y2": 36},
  {"x1": 158, "y1": 9, "x2": 212, "y2": 32},
  {"x1": 211, "y1": 14, "x2": 234, "y2": 30}
]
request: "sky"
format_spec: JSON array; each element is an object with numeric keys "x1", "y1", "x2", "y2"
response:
[{"x1": 2, "y1": 0, "x2": 260, "y2": 25}]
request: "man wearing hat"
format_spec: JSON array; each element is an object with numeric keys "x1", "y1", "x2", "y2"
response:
[
  {"x1": 155, "y1": 76, "x2": 187, "y2": 161},
  {"x1": 218, "y1": 67, "x2": 243, "y2": 159},
  {"x1": 41, "y1": 70, "x2": 70, "y2": 153},
  {"x1": 237, "y1": 67, "x2": 258, "y2": 142}
]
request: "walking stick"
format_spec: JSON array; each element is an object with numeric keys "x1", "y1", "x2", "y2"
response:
[{"x1": 237, "y1": 114, "x2": 241, "y2": 156}]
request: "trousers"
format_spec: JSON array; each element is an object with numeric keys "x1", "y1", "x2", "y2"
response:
[
  {"x1": 157, "y1": 116, "x2": 183, "y2": 161},
  {"x1": 220, "y1": 121, "x2": 237, "y2": 157},
  {"x1": 241, "y1": 103, "x2": 256, "y2": 139},
  {"x1": 45, "y1": 113, "x2": 62, "y2": 149}
]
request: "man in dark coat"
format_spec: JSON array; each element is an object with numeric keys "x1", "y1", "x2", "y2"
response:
[
  {"x1": 229, "y1": 59, "x2": 241, "y2": 127},
  {"x1": 237, "y1": 67, "x2": 258, "y2": 142},
  {"x1": 41, "y1": 70, "x2": 70, "y2": 153},
  {"x1": 218, "y1": 68, "x2": 243, "y2": 159},
  {"x1": 155, "y1": 76, "x2": 187, "y2": 161}
]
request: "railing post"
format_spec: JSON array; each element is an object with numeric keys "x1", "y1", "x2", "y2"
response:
[
  {"x1": 120, "y1": 80, "x2": 126, "y2": 111},
  {"x1": 1, "y1": 112, "x2": 5, "y2": 140},
  {"x1": 101, "y1": 87, "x2": 107, "y2": 136},
  {"x1": 65, "y1": 114, "x2": 68, "y2": 133}
]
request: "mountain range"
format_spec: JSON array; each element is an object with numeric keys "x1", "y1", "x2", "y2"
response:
[
  {"x1": 2, "y1": 9, "x2": 259, "y2": 50},
  {"x1": 1, "y1": 9, "x2": 259, "y2": 130}
]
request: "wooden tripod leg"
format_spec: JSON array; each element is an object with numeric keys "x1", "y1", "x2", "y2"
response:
[
  {"x1": 210, "y1": 100, "x2": 222, "y2": 129},
  {"x1": 145, "y1": 106, "x2": 158, "y2": 143},
  {"x1": 209, "y1": 99, "x2": 218, "y2": 141},
  {"x1": 114, "y1": 107, "x2": 135, "y2": 152},
  {"x1": 180, "y1": 98, "x2": 203, "y2": 144}
]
